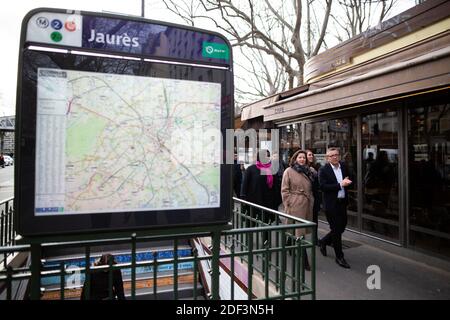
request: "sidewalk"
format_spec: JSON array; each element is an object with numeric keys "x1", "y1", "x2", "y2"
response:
[{"x1": 314, "y1": 222, "x2": 450, "y2": 300}]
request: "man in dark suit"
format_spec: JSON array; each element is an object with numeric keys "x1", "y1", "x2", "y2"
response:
[{"x1": 318, "y1": 147, "x2": 353, "y2": 268}]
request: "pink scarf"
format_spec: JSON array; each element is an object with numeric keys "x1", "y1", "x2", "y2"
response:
[{"x1": 256, "y1": 161, "x2": 273, "y2": 189}]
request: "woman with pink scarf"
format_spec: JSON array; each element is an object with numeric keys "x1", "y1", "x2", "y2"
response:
[{"x1": 240, "y1": 149, "x2": 282, "y2": 241}]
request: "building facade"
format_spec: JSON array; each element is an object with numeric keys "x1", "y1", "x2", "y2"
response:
[
  {"x1": 240, "y1": 1, "x2": 450, "y2": 258},
  {"x1": 0, "y1": 116, "x2": 15, "y2": 156}
]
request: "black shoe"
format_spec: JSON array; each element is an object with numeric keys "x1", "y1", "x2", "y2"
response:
[
  {"x1": 302, "y1": 250, "x2": 311, "y2": 271},
  {"x1": 335, "y1": 257, "x2": 350, "y2": 269},
  {"x1": 319, "y1": 241, "x2": 327, "y2": 257},
  {"x1": 304, "y1": 258, "x2": 311, "y2": 271}
]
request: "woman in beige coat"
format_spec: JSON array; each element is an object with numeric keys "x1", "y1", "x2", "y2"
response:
[{"x1": 281, "y1": 150, "x2": 315, "y2": 270}]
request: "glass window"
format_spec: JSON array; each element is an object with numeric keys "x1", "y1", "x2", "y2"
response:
[
  {"x1": 408, "y1": 102, "x2": 450, "y2": 257},
  {"x1": 280, "y1": 123, "x2": 301, "y2": 167},
  {"x1": 305, "y1": 117, "x2": 358, "y2": 228},
  {"x1": 362, "y1": 110, "x2": 399, "y2": 241},
  {"x1": 305, "y1": 121, "x2": 328, "y2": 166}
]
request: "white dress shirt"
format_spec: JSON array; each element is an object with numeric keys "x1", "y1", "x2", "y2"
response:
[{"x1": 331, "y1": 163, "x2": 346, "y2": 199}]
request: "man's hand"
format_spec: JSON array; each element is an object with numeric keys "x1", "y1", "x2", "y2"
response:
[{"x1": 341, "y1": 177, "x2": 352, "y2": 187}]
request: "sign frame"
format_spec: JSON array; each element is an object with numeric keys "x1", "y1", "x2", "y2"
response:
[{"x1": 15, "y1": 8, "x2": 234, "y2": 237}]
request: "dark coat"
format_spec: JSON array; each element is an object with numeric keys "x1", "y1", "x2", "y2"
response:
[
  {"x1": 233, "y1": 161, "x2": 243, "y2": 197},
  {"x1": 240, "y1": 164, "x2": 282, "y2": 211},
  {"x1": 81, "y1": 269, "x2": 125, "y2": 300},
  {"x1": 318, "y1": 162, "x2": 351, "y2": 212}
]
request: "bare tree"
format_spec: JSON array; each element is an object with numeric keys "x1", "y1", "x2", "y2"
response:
[
  {"x1": 235, "y1": 48, "x2": 288, "y2": 98},
  {"x1": 159, "y1": 0, "x2": 404, "y2": 109},
  {"x1": 162, "y1": 0, "x2": 332, "y2": 92},
  {"x1": 331, "y1": 0, "x2": 397, "y2": 39},
  {"x1": 161, "y1": 0, "x2": 203, "y2": 26}
]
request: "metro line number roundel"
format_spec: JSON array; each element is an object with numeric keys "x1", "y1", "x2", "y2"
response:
[
  {"x1": 65, "y1": 20, "x2": 76, "y2": 32},
  {"x1": 36, "y1": 17, "x2": 49, "y2": 28},
  {"x1": 51, "y1": 19, "x2": 63, "y2": 30}
]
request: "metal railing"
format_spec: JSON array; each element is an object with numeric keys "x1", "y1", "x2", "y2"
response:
[
  {"x1": 0, "y1": 197, "x2": 15, "y2": 247},
  {"x1": 0, "y1": 197, "x2": 315, "y2": 300}
]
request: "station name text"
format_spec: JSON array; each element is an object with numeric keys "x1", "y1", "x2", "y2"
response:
[{"x1": 87, "y1": 29, "x2": 139, "y2": 47}]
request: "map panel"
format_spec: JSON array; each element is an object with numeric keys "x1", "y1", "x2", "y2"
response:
[{"x1": 35, "y1": 68, "x2": 221, "y2": 215}]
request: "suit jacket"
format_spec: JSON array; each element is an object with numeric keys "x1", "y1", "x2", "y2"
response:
[{"x1": 318, "y1": 161, "x2": 352, "y2": 213}]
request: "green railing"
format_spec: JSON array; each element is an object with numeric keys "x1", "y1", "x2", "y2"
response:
[{"x1": 0, "y1": 197, "x2": 315, "y2": 300}]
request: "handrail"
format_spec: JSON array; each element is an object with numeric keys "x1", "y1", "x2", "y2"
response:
[
  {"x1": 0, "y1": 198, "x2": 316, "y2": 300},
  {"x1": 233, "y1": 197, "x2": 315, "y2": 225}
]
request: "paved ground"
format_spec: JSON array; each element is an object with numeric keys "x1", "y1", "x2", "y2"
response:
[
  {"x1": 0, "y1": 165, "x2": 13, "y2": 202},
  {"x1": 314, "y1": 222, "x2": 450, "y2": 300}
]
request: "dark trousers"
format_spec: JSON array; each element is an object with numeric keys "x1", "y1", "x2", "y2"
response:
[
  {"x1": 321, "y1": 200, "x2": 348, "y2": 259},
  {"x1": 312, "y1": 209, "x2": 319, "y2": 244}
]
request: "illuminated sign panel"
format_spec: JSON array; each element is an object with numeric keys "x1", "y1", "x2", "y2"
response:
[{"x1": 16, "y1": 8, "x2": 233, "y2": 236}]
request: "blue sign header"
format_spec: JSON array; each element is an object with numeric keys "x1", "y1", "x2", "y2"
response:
[{"x1": 25, "y1": 9, "x2": 231, "y2": 66}]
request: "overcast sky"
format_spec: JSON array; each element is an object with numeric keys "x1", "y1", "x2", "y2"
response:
[
  {"x1": 0, "y1": 0, "x2": 415, "y2": 116},
  {"x1": 0, "y1": 0, "x2": 175, "y2": 116}
]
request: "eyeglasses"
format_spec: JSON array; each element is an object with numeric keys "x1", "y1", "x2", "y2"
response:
[{"x1": 328, "y1": 154, "x2": 340, "y2": 158}]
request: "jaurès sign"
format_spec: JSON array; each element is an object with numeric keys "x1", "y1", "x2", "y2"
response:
[{"x1": 26, "y1": 11, "x2": 230, "y2": 65}]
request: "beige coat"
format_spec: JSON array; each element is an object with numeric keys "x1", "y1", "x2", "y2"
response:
[{"x1": 281, "y1": 167, "x2": 314, "y2": 237}]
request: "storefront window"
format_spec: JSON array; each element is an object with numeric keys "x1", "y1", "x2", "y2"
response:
[
  {"x1": 362, "y1": 110, "x2": 399, "y2": 241},
  {"x1": 304, "y1": 121, "x2": 328, "y2": 166},
  {"x1": 408, "y1": 102, "x2": 450, "y2": 257},
  {"x1": 305, "y1": 118, "x2": 358, "y2": 228},
  {"x1": 280, "y1": 123, "x2": 301, "y2": 167}
]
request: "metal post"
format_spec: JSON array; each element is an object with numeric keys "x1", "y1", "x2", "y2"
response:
[
  {"x1": 230, "y1": 243, "x2": 235, "y2": 300},
  {"x1": 6, "y1": 266, "x2": 12, "y2": 300},
  {"x1": 131, "y1": 234, "x2": 136, "y2": 300},
  {"x1": 210, "y1": 230, "x2": 221, "y2": 300},
  {"x1": 141, "y1": 0, "x2": 145, "y2": 17},
  {"x1": 280, "y1": 231, "x2": 286, "y2": 298},
  {"x1": 193, "y1": 248, "x2": 198, "y2": 300},
  {"x1": 173, "y1": 238, "x2": 178, "y2": 300},
  {"x1": 311, "y1": 225, "x2": 317, "y2": 300},
  {"x1": 247, "y1": 232, "x2": 253, "y2": 300},
  {"x1": 153, "y1": 251, "x2": 158, "y2": 299},
  {"x1": 30, "y1": 243, "x2": 42, "y2": 300},
  {"x1": 108, "y1": 255, "x2": 113, "y2": 300},
  {"x1": 60, "y1": 262, "x2": 65, "y2": 300},
  {"x1": 1, "y1": 212, "x2": 4, "y2": 246},
  {"x1": 84, "y1": 246, "x2": 91, "y2": 300}
]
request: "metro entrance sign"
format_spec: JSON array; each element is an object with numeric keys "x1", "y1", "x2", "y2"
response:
[
  {"x1": 26, "y1": 10, "x2": 230, "y2": 64},
  {"x1": 15, "y1": 8, "x2": 233, "y2": 236}
]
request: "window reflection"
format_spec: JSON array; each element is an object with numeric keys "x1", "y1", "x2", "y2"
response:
[
  {"x1": 305, "y1": 118, "x2": 358, "y2": 228},
  {"x1": 362, "y1": 110, "x2": 399, "y2": 241},
  {"x1": 408, "y1": 103, "x2": 450, "y2": 257},
  {"x1": 280, "y1": 123, "x2": 301, "y2": 168}
]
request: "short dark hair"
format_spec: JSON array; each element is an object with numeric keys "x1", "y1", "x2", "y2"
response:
[
  {"x1": 95, "y1": 254, "x2": 117, "y2": 266},
  {"x1": 326, "y1": 147, "x2": 340, "y2": 156}
]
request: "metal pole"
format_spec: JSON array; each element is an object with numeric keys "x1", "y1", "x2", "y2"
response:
[
  {"x1": 141, "y1": 0, "x2": 145, "y2": 17},
  {"x1": 30, "y1": 243, "x2": 42, "y2": 300},
  {"x1": 210, "y1": 230, "x2": 221, "y2": 300},
  {"x1": 131, "y1": 234, "x2": 136, "y2": 300}
]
